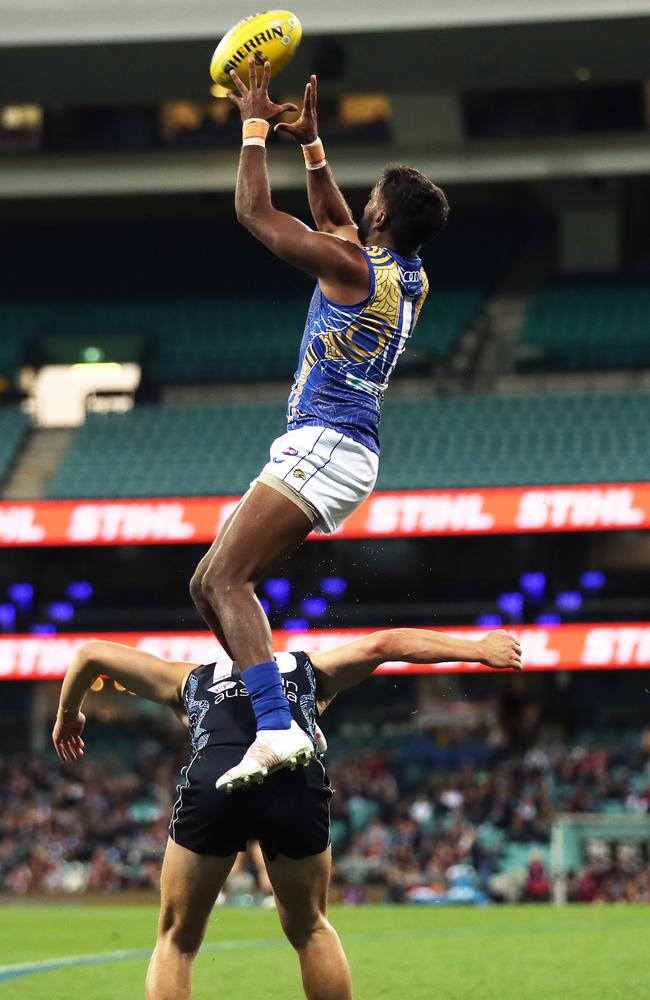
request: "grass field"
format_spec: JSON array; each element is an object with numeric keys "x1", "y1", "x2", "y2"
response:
[{"x1": 0, "y1": 903, "x2": 647, "y2": 999}]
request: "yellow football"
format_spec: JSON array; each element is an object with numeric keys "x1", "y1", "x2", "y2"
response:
[{"x1": 210, "y1": 10, "x2": 302, "y2": 97}]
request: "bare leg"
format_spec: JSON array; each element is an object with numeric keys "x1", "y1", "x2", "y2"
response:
[
  {"x1": 146, "y1": 839, "x2": 235, "y2": 1000},
  {"x1": 265, "y1": 848, "x2": 352, "y2": 1000},
  {"x1": 199, "y1": 482, "x2": 312, "y2": 669},
  {"x1": 189, "y1": 509, "x2": 240, "y2": 660},
  {"x1": 190, "y1": 536, "x2": 234, "y2": 659}
]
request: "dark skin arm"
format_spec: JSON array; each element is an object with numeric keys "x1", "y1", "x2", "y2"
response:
[
  {"x1": 275, "y1": 74, "x2": 359, "y2": 242},
  {"x1": 228, "y1": 59, "x2": 368, "y2": 304}
]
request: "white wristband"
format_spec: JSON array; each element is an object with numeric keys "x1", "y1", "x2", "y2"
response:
[
  {"x1": 242, "y1": 137, "x2": 267, "y2": 148},
  {"x1": 306, "y1": 159, "x2": 327, "y2": 171}
]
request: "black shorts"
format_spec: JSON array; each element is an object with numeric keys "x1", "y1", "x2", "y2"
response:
[{"x1": 168, "y1": 746, "x2": 333, "y2": 860}]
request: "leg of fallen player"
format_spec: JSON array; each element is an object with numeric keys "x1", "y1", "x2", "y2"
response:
[
  {"x1": 146, "y1": 839, "x2": 236, "y2": 1000},
  {"x1": 196, "y1": 481, "x2": 316, "y2": 791},
  {"x1": 265, "y1": 848, "x2": 352, "y2": 1000}
]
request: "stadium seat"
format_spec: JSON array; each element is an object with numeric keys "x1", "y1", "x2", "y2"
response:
[
  {"x1": 0, "y1": 215, "x2": 523, "y2": 385},
  {"x1": 517, "y1": 275, "x2": 650, "y2": 372},
  {"x1": 0, "y1": 407, "x2": 30, "y2": 489},
  {"x1": 46, "y1": 389, "x2": 650, "y2": 498}
]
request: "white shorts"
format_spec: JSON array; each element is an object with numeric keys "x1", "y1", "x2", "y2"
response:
[{"x1": 254, "y1": 426, "x2": 379, "y2": 534}]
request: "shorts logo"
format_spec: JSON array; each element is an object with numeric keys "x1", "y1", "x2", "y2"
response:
[
  {"x1": 293, "y1": 469, "x2": 306, "y2": 480},
  {"x1": 283, "y1": 447, "x2": 299, "y2": 456},
  {"x1": 208, "y1": 680, "x2": 238, "y2": 695}
]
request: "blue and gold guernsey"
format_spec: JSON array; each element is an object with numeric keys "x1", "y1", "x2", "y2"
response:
[{"x1": 287, "y1": 246, "x2": 429, "y2": 454}]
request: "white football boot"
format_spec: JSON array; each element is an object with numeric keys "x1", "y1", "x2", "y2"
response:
[
  {"x1": 216, "y1": 720, "x2": 314, "y2": 793},
  {"x1": 315, "y1": 724, "x2": 328, "y2": 755}
]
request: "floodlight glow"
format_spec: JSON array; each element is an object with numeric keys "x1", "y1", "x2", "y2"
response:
[
  {"x1": 476, "y1": 614, "x2": 503, "y2": 627},
  {"x1": 283, "y1": 618, "x2": 309, "y2": 632},
  {"x1": 520, "y1": 572, "x2": 546, "y2": 601},
  {"x1": 580, "y1": 571, "x2": 605, "y2": 591},
  {"x1": 536, "y1": 613, "x2": 562, "y2": 626},
  {"x1": 66, "y1": 582, "x2": 93, "y2": 602},
  {"x1": 47, "y1": 602, "x2": 75, "y2": 622},
  {"x1": 7, "y1": 583, "x2": 34, "y2": 607},
  {"x1": 556, "y1": 591, "x2": 582, "y2": 612},
  {"x1": 301, "y1": 597, "x2": 328, "y2": 618},
  {"x1": 264, "y1": 578, "x2": 291, "y2": 607},
  {"x1": 496, "y1": 592, "x2": 524, "y2": 619},
  {"x1": 320, "y1": 577, "x2": 347, "y2": 597}
]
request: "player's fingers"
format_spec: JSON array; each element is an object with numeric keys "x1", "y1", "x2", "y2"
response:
[
  {"x1": 311, "y1": 74, "x2": 318, "y2": 108},
  {"x1": 262, "y1": 59, "x2": 271, "y2": 91},
  {"x1": 276, "y1": 102, "x2": 298, "y2": 115},
  {"x1": 229, "y1": 68, "x2": 247, "y2": 96}
]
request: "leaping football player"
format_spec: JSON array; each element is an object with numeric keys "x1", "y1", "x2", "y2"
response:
[
  {"x1": 53, "y1": 628, "x2": 521, "y2": 1000},
  {"x1": 189, "y1": 60, "x2": 450, "y2": 791}
]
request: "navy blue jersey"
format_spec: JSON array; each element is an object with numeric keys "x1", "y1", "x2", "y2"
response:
[
  {"x1": 182, "y1": 651, "x2": 318, "y2": 754},
  {"x1": 287, "y1": 246, "x2": 429, "y2": 454}
]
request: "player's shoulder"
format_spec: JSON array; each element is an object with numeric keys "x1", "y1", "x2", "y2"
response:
[
  {"x1": 181, "y1": 660, "x2": 226, "y2": 697},
  {"x1": 275, "y1": 650, "x2": 309, "y2": 674}
]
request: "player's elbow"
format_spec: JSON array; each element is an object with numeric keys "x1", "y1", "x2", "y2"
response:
[
  {"x1": 364, "y1": 631, "x2": 397, "y2": 664},
  {"x1": 235, "y1": 205, "x2": 254, "y2": 229},
  {"x1": 73, "y1": 640, "x2": 105, "y2": 671},
  {"x1": 236, "y1": 205, "x2": 276, "y2": 241}
]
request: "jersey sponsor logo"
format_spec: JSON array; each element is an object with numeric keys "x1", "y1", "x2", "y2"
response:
[
  {"x1": 400, "y1": 269, "x2": 421, "y2": 283},
  {"x1": 293, "y1": 469, "x2": 307, "y2": 480},
  {"x1": 282, "y1": 447, "x2": 299, "y2": 456},
  {"x1": 210, "y1": 677, "x2": 299, "y2": 707},
  {"x1": 207, "y1": 679, "x2": 238, "y2": 696}
]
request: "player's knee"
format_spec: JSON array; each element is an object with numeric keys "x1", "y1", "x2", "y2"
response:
[
  {"x1": 281, "y1": 909, "x2": 327, "y2": 951},
  {"x1": 200, "y1": 560, "x2": 250, "y2": 605},
  {"x1": 199, "y1": 564, "x2": 229, "y2": 605},
  {"x1": 158, "y1": 910, "x2": 202, "y2": 958},
  {"x1": 189, "y1": 569, "x2": 204, "y2": 608}
]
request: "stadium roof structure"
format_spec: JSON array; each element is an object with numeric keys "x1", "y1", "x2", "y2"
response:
[{"x1": 2, "y1": 0, "x2": 650, "y2": 46}]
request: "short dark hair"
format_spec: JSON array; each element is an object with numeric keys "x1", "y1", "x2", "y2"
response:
[{"x1": 379, "y1": 164, "x2": 449, "y2": 251}]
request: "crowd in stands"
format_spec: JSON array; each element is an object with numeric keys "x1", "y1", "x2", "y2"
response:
[{"x1": 1, "y1": 721, "x2": 649, "y2": 904}]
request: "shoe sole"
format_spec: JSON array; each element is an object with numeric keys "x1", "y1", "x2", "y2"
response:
[{"x1": 218, "y1": 746, "x2": 314, "y2": 795}]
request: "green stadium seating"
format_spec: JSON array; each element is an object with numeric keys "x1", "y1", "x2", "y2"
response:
[
  {"x1": 517, "y1": 275, "x2": 650, "y2": 372},
  {"x1": 0, "y1": 408, "x2": 29, "y2": 488},
  {"x1": 46, "y1": 389, "x2": 650, "y2": 499},
  {"x1": 0, "y1": 216, "x2": 523, "y2": 384}
]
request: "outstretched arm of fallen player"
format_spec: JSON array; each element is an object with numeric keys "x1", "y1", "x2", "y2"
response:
[
  {"x1": 310, "y1": 628, "x2": 522, "y2": 709},
  {"x1": 52, "y1": 641, "x2": 193, "y2": 762}
]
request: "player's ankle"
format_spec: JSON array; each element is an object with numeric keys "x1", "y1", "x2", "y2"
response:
[{"x1": 242, "y1": 660, "x2": 292, "y2": 730}]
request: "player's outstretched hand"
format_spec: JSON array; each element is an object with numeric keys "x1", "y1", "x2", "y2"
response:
[
  {"x1": 479, "y1": 630, "x2": 522, "y2": 671},
  {"x1": 275, "y1": 73, "x2": 318, "y2": 143},
  {"x1": 228, "y1": 58, "x2": 297, "y2": 123},
  {"x1": 52, "y1": 710, "x2": 86, "y2": 763}
]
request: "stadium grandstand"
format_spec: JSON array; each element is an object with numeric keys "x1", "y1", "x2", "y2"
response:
[{"x1": 1, "y1": 1, "x2": 650, "y2": 997}]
